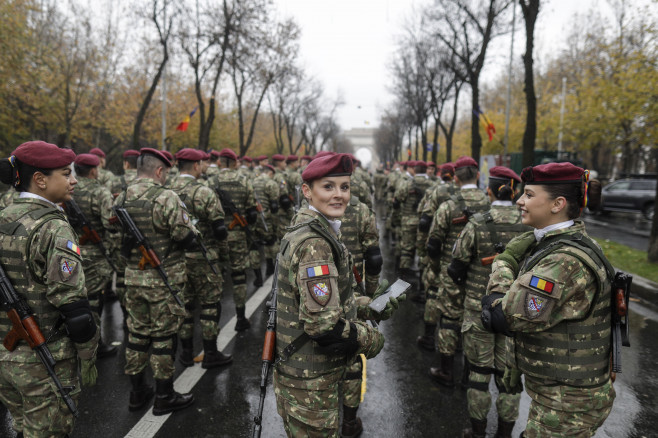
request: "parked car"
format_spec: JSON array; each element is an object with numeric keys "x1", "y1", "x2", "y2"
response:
[{"x1": 599, "y1": 178, "x2": 656, "y2": 220}]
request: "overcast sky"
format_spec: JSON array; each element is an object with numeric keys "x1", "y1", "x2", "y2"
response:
[{"x1": 273, "y1": 0, "x2": 628, "y2": 131}]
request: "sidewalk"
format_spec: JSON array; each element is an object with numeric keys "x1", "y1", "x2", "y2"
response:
[{"x1": 625, "y1": 270, "x2": 658, "y2": 307}]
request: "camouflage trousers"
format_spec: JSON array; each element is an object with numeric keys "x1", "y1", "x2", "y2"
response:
[
  {"x1": 462, "y1": 312, "x2": 520, "y2": 422},
  {"x1": 82, "y1": 255, "x2": 112, "y2": 325},
  {"x1": 278, "y1": 208, "x2": 294, "y2": 240},
  {"x1": 249, "y1": 245, "x2": 261, "y2": 270},
  {"x1": 399, "y1": 220, "x2": 419, "y2": 270},
  {"x1": 264, "y1": 241, "x2": 280, "y2": 261},
  {"x1": 180, "y1": 257, "x2": 223, "y2": 341},
  {"x1": 0, "y1": 356, "x2": 80, "y2": 437},
  {"x1": 423, "y1": 263, "x2": 441, "y2": 323},
  {"x1": 124, "y1": 285, "x2": 185, "y2": 380},
  {"x1": 436, "y1": 266, "x2": 464, "y2": 355},
  {"x1": 523, "y1": 376, "x2": 615, "y2": 437},
  {"x1": 226, "y1": 229, "x2": 249, "y2": 307},
  {"x1": 340, "y1": 357, "x2": 364, "y2": 408},
  {"x1": 274, "y1": 368, "x2": 344, "y2": 437}
]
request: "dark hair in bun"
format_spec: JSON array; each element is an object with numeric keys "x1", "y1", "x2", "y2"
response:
[
  {"x1": 0, "y1": 157, "x2": 52, "y2": 192},
  {"x1": 542, "y1": 175, "x2": 602, "y2": 219},
  {"x1": 488, "y1": 179, "x2": 514, "y2": 201}
]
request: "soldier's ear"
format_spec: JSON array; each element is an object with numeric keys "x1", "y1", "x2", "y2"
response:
[{"x1": 302, "y1": 182, "x2": 312, "y2": 200}]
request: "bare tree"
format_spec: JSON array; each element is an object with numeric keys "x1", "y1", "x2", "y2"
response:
[
  {"x1": 133, "y1": 0, "x2": 176, "y2": 148},
  {"x1": 432, "y1": 0, "x2": 512, "y2": 164},
  {"x1": 519, "y1": 0, "x2": 540, "y2": 167}
]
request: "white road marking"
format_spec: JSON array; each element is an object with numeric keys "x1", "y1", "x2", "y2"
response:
[{"x1": 124, "y1": 276, "x2": 273, "y2": 438}]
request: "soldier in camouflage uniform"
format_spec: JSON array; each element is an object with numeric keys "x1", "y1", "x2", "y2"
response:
[
  {"x1": 89, "y1": 147, "x2": 116, "y2": 190},
  {"x1": 114, "y1": 148, "x2": 198, "y2": 415},
  {"x1": 208, "y1": 148, "x2": 259, "y2": 331},
  {"x1": 482, "y1": 162, "x2": 616, "y2": 437},
  {"x1": 447, "y1": 167, "x2": 530, "y2": 438},
  {"x1": 68, "y1": 154, "x2": 118, "y2": 359},
  {"x1": 299, "y1": 154, "x2": 312, "y2": 174},
  {"x1": 205, "y1": 150, "x2": 221, "y2": 180},
  {"x1": 384, "y1": 162, "x2": 402, "y2": 239},
  {"x1": 349, "y1": 156, "x2": 373, "y2": 210},
  {"x1": 285, "y1": 155, "x2": 303, "y2": 210},
  {"x1": 109, "y1": 149, "x2": 140, "y2": 197},
  {"x1": 0, "y1": 141, "x2": 99, "y2": 438},
  {"x1": 274, "y1": 153, "x2": 397, "y2": 438},
  {"x1": 272, "y1": 154, "x2": 294, "y2": 240},
  {"x1": 372, "y1": 164, "x2": 388, "y2": 201},
  {"x1": 170, "y1": 148, "x2": 232, "y2": 370},
  {"x1": 394, "y1": 161, "x2": 433, "y2": 278},
  {"x1": 417, "y1": 163, "x2": 456, "y2": 303},
  {"x1": 253, "y1": 164, "x2": 281, "y2": 277},
  {"x1": 391, "y1": 162, "x2": 412, "y2": 261},
  {"x1": 0, "y1": 186, "x2": 19, "y2": 209},
  {"x1": 424, "y1": 157, "x2": 490, "y2": 387}
]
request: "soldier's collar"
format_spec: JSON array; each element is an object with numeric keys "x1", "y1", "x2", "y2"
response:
[
  {"x1": 491, "y1": 200, "x2": 514, "y2": 206},
  {"x1": 19, "y1": 192, "x2": 63, "y2": 210},
  {"x1": 308, "y1": 205, "x2": 341, "y2": 235},
  {"x1": 534, "y1": 220, "x2": 575, "y2": 242},
  {"x1": 460, "y1": 184, "x2": 478, "y2": 190}
]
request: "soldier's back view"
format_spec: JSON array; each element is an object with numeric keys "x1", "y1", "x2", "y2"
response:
[
  {"x1": 208, "y1": 148, "x2": 258, "y2": 331},
  {"x1": 114, "y1": 148, "x2": 198, "y2": 415}
]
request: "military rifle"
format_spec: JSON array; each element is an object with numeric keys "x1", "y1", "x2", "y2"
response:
[
  {"x1": 253, "y1": 257, "x2": 279, "y2": 438},
  {"x1": 252, "y1": 192, "x2": 269, "y2": 233},
  {"x1": 197, "y1": 239, "x2": 219, "y2": 276},
  {"x1": 215, "y1": 189, "x2": 252, "y2": 238},
  {"x1": 611, "y1": 272, "x2": 632, "y2": 373},
  {"x1": 111, "y1": 206, "x2": 183, "y2": 307},
  {"x1": 480, "y1": 243, "x2": 506, "y2": 266},
  {"x1": 64, "y1": 199, "x2": 118, "y2": 273},
  {"x1": 451, "y1": 208, "x2": 473, "y2": 225},
  {"x1": 0, "y1": 262, "x2": 78, "y2": 417}
]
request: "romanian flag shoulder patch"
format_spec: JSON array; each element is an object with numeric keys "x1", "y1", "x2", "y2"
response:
[
  {"x1": 306, "y1": 264, "x2": 329, "y2": 278},
  {"x1": 529, "y1": 275, "x2": 554, "y2": 293},
  {"x1": 66, "y1": 241, "x2": 81, "y2": 255}
]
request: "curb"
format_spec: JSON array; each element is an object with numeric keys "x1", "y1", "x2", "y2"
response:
[{"x1": 624, "y1": 270, "x2": 658, "y2": 305}]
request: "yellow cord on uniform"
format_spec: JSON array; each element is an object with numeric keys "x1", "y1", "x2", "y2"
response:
[{"x1": 359, "y1": 354, "x2": 367, "y2": 403}]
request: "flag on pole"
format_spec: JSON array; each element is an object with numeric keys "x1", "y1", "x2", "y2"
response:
[
  {"x1": 176, "y1": 107, "x2": 198, "y2": 132},
  {"x1": 474, "y1": 107, "x2": 496, "y2": 141}
]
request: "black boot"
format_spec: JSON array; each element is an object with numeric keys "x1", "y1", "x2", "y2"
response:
[
  {"x1": 341, "y1": 405, "x2": 363, "y2": 438},
  {"x1": 494, "y1": 417, "x2": 515, "y2": 438},
  {"x1": 201, "y1": 339, "x2": 233, "y2": 369},
  {"x1": 129, "y1": 372, "x2": 154, "y2": 411},
  {"x1": 152, "y1": 378, "x2": 194, "y2": 416},
  {"x1": 253, "y1": 268, "x2": 264, "y2": 287},
  {"x1": 179, "y1": 337, "x2": 194, "y2": 367},
  {"x1": 462, "y1": 417, "x2": 487, "y2": 438},
  {"x1": 429, "y1": 354, "x2": 455, "y2": 387},
  {"x1": 97, "y1": 339, "x2": 118, "y2": 359},
  {"x1": 416, "y1": 323, "x2": 437, "y2": 351},
  {"x1": 234, "y1": 306, "x2": 251, "y2": 331},
  {"x1": 265, "y1": 258, "x2": 275, "y2": 276}
]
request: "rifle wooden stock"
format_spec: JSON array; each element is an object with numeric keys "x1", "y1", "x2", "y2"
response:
[
  {"x1": 228, "y1": 212, "x2": 247, "y2": 230},
  {"x1": 4, "y1": 309, "x2": 45, "y2": 350},
  {"x1": 481, "y1": 254, "x2": 499, "y2": 266},
  {"x1": 137, "y1": 246, "x2": 159, "y2": 271},
  {"x1": 79, "y1": 226, "x2": 102, "y2": 246},
  {"x1": 452, "y1": 215, "x2": 469, "y2": 225},
  {"x1": 261, "y1": 330, "x2": 275, "y2": 362},
  {"x1": 615, "y1": 287, "x2": 627, "y2": 316}
]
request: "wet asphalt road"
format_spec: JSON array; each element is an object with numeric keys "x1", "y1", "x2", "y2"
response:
[{"x1": 1, "y1": 203, "x2": 657, "y2": 438}]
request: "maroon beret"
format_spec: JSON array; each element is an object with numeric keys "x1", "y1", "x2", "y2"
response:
[
  {"x1": 286, "y1": 155, "x2": 298, "y2": 162},
  {"x1": 175, "y1": 148, "x2": 206, "y2": 162},
  {"x1": 74, "y1": 153, "x2": 100, "y2": 167},
  {"x1": 241, "y1": 156, "x2": 252, "y2": 163},
  {"x1": 257, "y1": 155, "x2": 268, "y2": 161},
  {"x1": 455, "y1": 156, "x2": 478, "y2": 169},
  {"x1": 301, "y1": 155, "x2": 313, "y2": 162},
  {"x1": 202, "y1": 151, "x2": 211, "y2": 160},
  {"x1": 427, "y1": 161, "x2": 436, "y2": 167},
  {"x1": 489, "y1": 166, "x2": 521, "y2": 183},
  {"x1": 209, "y1": 149, "x2": 220, "y2": 158},
  {"x1": 441, "y1": 162, "x2": 455, "y2": 175},
  {"x1": 302, "y1": 153, "x2": 353, "y2": 182},
  {"x1": 521, "y1": 162, "x2": 585, "y2": 185},
  {"x1": 314, "y1": 151, "x2": 335, "y2": 159},
  {"x1": 12, "y1": 141, "x2": 76, "y2": 169},
  {"x1": 218, "y1": 148, "x2": 238, "y2": 161},
  {"x1": 89, "y1": 147, "x2": 106, "y2": 158},
  {"x1": 123, "y1": 149, "x2": 140, "y2": 159},
  {"x1": 140, "y1": 148, "x2": 172, "y2": 167},
  {"x1": 415, "y1": 161, "x2": 428, "y2": 169},
  {"x1": 271, "y1": 154, "x2": 286, "y2": 162},
  {"x1": 262, "y1": 164, "x2": 275, "y2": 173}
]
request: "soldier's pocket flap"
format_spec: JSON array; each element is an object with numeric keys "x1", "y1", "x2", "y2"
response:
[{"x1": 281, "y1": 398, "x2": 339, "y2": 430}]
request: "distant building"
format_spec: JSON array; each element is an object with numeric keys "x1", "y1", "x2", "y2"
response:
[{"x1": 344, "y1": 127, "x2": 377, "y2": 169}]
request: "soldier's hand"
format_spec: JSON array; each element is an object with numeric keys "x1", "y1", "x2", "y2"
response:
[
  {"x1": 377, "y1": 294, "x2": 406, "y2": 321},
  {"x1": 495, "y1": 231, "x2": 535, "y2": 274},
  {"x1": 372, "y1": 279, "x2": 390, "y2": 300},
  {"x1": 81, "y1": 358, "x2": 98, "y2": 386},
  {"x1": 353, "y1": 321, "x2": 385, "y2": 359},
  {"x1": 502, "y1": 366, "x2": 523, "y2": 394}
]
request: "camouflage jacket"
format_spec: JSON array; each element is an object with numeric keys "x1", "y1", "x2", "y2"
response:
[
  {"x1": 0, "y1": 187, "x2": 19, "y2": 209},
  {"x1": 170, "y1": 174, "x2": 225, "y2": 260},
  {"x1": 69, "y1": 177, "x2": 115, "y2": 261},
  {"x1": 0, "y1": 196, "x2": 98, "y2": 362},
  {"x1": 114, "y1": 178, "x2": 197, "y2": 286},
  {"x1": 209, "y1": 168, "x2": 257, "y2": 221},
  {"x1": 340, "y1": 196, "x2": 379, "y2": 269},
  {"x1": 253, "y1": 173, "x2": 280, "y2": 235},
  {"x1": 97, "y1": 167, "x2": 116, "y2": 190},
  {"x1": 110, "y1": 168, "x2": 137, "y2": 196},
  {"x1": 420, "y1": 181, "x2": 457, "y2": 218}
]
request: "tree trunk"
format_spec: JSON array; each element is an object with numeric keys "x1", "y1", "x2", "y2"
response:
[
  {"x1": 431, "y1": 119, "x2": 439, "y2": 163},
  {"x1": 470, "y1": 76, "x2": 482, "y2": 165},
  {"x1": 520, "y1": 0, "x2": 539, "y2": 168},
  {"x1": 133, "y1": 53, "x2": 168, "y2": 148},
  {"x1": 648, "y1": 148, "x2": 658, "y2": 263}
]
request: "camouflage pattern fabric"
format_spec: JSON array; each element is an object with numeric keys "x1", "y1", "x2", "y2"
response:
[
  {"x1": 395, "y1": 174, "x2": 433, "y2": 270},
  {"x1": 274, "y1": 208, "x2": 385, "y2": 436},
  {"x1": 109, "y1": 168, "x2": 137, "y2": 197},
  {"x1": 285, "y1": 167, "x2": 303, "y2": 210},
  {"x1": 0, "y1": 357, "x2": 80, "y2": 437},
  {"x1": 97, "y1": 167, "x2": 116, "y2": 191},
  {"x1": 425, "y1": 188, "x2": 489, "y2": 355},
  {"x1": 208, "y1": 168, "x2": 257, "y2": 307},
  {"x1": 453, "y1": 204, "x2": 529, "y2": 422},
  {"x1": 351, "y1": 173, "x2": 373, "y2": 210},
  {"x1": 340, "y1": 359, "x2": 363, "y2": 409},
  {"x1": 253, "y1": 172, "x2": 281, "y2": 260},
  {"x1": 384, "y1": 169, "x2": 401, "y2": 236},
  {"x1": 205, "y1": 165, "x2": 220, "y2": 180},
  {"x1": 0, "y1": 187, "x2": 19, "y2": 209},
  {"x1": 373, "y1": 169, "x2": 387, "y2": 201},
  {"x1": 523, "y1": 376, "x2": 614, "y2": 437},
  {"x1": 274, "y1": 169, "x2": 293, "y2": 240},
  {"x1": 114, "y1": 178, "x2": 196, "y2": 379},
  {"x1": 0, "y1": 197, "x2": 99, "y2": 437},
  {"x1": 70, "y1": 177, "x2": 115, "y2": 322},
  {"x1": 491, "y1": 221, "x2": 616, "y2": 436},
  {"x1": 391, "y1": 171, "x2": 411, "y2": 258},
  {"x1": 170, "y1": 174, "x2": 225, "y2": 341}
]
